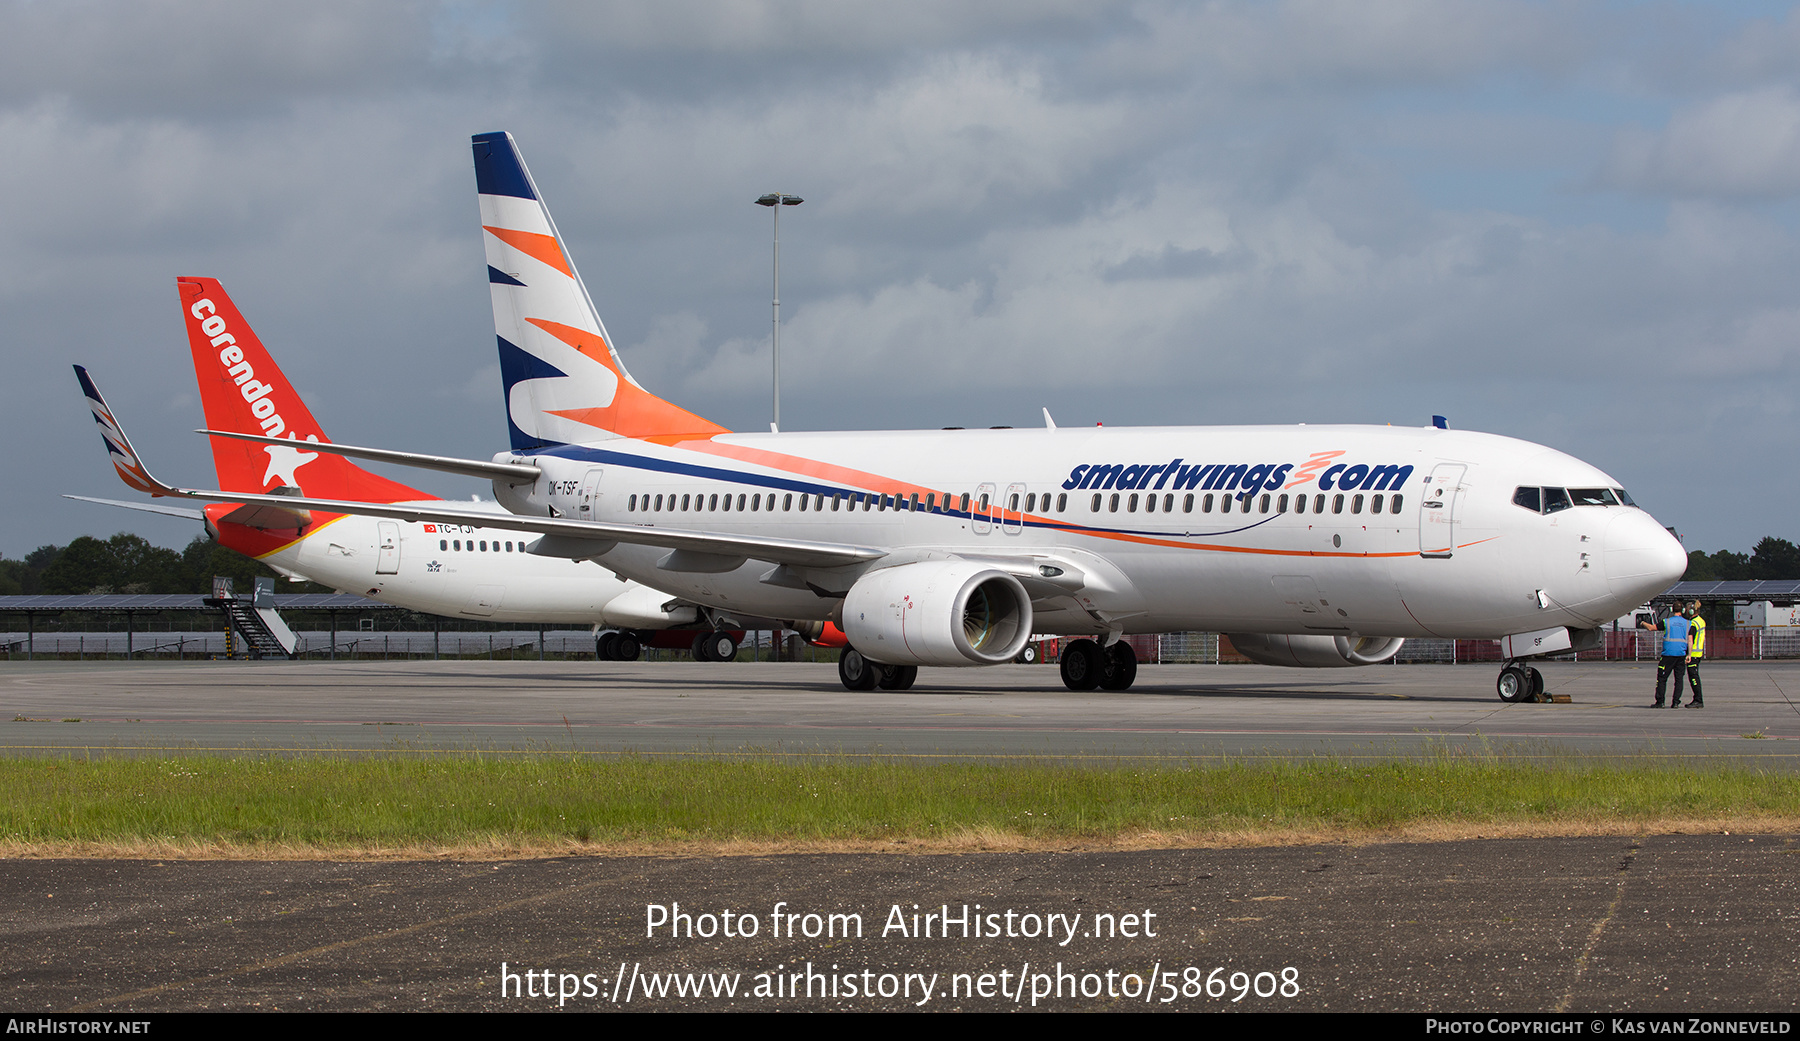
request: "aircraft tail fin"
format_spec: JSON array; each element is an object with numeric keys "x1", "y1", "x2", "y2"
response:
[
  {"x1": 177, "y1": 277, "x2": 431, "y2": 502},
  {"x1": 472, "y1": 131, "x2": 727, "y2": 448}
]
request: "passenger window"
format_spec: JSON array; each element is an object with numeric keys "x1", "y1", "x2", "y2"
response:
[
  {"x1": 1332, "y1": 494, "x2": 1344, "y2": 514},
  {"x1": 1128, "y1": 493, "x2": 1139, "y2": 512},
  {"x1": 1162, "y1": 493, "x2": 1173, "y2": 513},
  {"x1": 1260, "y1": 493, "x2": 1271, "y2": 514},
  {"x1": 1390, "y1": 494, "x2": 1403, "y2": 514},
  {"x1": 1370, "y1": 494, "x2": 1383, "y2": 514},
  {"x1": 440, "y1": 540, "x2": 447, "y2": 550},
  {"x1": 978, "y1": 493, "x2": 989, "y2": 512},
  {"x1": 1090, "y1": 493, "x2": 1101, "y2": 512},
  {"x1": 1295, "y1": 495, "x2": 1306, "y2": 514},
  {"x1": 910, "y1": 493, "x2": 919, "y2": 511},
  {"x1": 1145, "y1": 494, "x2": 1156, "y2": 513},
  {"x1": 1353, "y1": 494, "x2": 1365, "y2": 514},
  {"x1": 1202, "y1": 493, "x2": 1214, "y2": 513},
  {"x1": 1024, "y1": 492, "x2": 1034, "y2": 512},
  {"x1": 1512, "y1": 486, "x2": 1542, "y2": 513},
  {"x1": 799, "y1": 494, "x2": 808, "y2": 512},
  {"x1": 1109, "y1": 493, "x2": 1120, "y2": 512},
  {"x1": 1241, "y1": 494, "x2": 1252, "y2": 514},
  {"x1": 1009, "y1": 493, "x2": 1019, "y2": 510},
  {"x1": 832, "y1": 494, "x2": 842, "y2": 511},
  {"x1": 815, "y1": 494, "x2": 826, "y2": 511},
  {"x1": 1183, "y1": 493, "x2": 1193, "y2": 513},
  {"x1": 1314, "y1": 494, "x2": 1326, "y2": 513},
  {"x1": 1278, "y1": 494, "x2": 1289, "y2": 513},
  {"x1": 928, "y1": 493, "x2": 937, "y2": 512},
  {"x1": 1057, "y1": 493, "x2": 1068, "y2": 512}
]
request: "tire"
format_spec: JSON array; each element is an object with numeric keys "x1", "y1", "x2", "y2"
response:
[
  {"x1": 1016, "y1": 643, "x2": 1039, "y2": 664},
  {"x1": 1060, "y1": 639, "x2": 1102, "y2": 691},
  {"x1": 691, "y1": 632, "x2": 713, "y2": 662},
  {"x1": 839, "y1": 648, "x2": 879, "y2": 691},
  {"x1": 1527, "y1": 667, "x2": 1544, "y2": 701},
  {"x1": 597, "y1": 631, "x2": 619, "y2": 661},
  {"x1": 1496, "y1": 665, "x2": 1530, "y2": 703},
  {"x1": 705, "y1": 632, "x2": 738, "y2": 663},
  {"x1": 878, "y1": 665, "x2": 918, "y2": 690},
  {"x1": 1099, "y1": 640, "x2": 1138, "y2": 691},
  {"x1": 614, "y1": 633, "x2": 641, "y2": 661}
]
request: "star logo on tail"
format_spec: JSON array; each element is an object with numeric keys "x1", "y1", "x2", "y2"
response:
[{"x1": 262, "y1": 440, "x2": 319, "y2": 488}]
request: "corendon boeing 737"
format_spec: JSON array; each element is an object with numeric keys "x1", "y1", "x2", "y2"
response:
[
  {"x1": 73, "y1": 279, "x2": 748, "y2": 662},
  {"x1": 127, "y1": 131, "x2": 1688, "y2": 698}
]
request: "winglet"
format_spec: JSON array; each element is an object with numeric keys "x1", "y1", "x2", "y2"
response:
[{"x1": 74, "y1": 365, "x2": 181, "y2": 497}]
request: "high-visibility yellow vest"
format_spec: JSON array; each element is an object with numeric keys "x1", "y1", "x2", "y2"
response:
[{"x1": 1689, "y1": 616, "x2": 1706, "y2": 660}]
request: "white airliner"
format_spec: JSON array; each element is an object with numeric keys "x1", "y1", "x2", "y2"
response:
[
  {"x1": 120, "y1": 131, "x2": 1688, "y2": 699},
  {"x1": 73, "y1": 281, "x2": 749, "y2": 662}
]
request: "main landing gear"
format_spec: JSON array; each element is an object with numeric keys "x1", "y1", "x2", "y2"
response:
[
  {"x1": 1059, "y1": 639, "x2": 1137, "y2": 691},
  {"x1": 596, "y1": 630, "x2": 642, "y2": 661},
  {"x1": 691, "y1": 630, "x2": 740, "y2": 663},
  {"x1": 1495, "y1": 661, "x2": 1546, "y2": 703},
  {"x1": 836, "y1": 648, "x2": 917, "y2": 691}
]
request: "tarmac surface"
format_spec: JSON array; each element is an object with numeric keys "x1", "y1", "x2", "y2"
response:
[
  {"x1": 4, "y1": 835, "x2": 1797, "y2": 1012},
  {"x1": 3, "y1": 658, "x2": 1798, "y2": 1013},
  {"x1": 1, "y1": 658, "x2": 1798, "y2": 761}
]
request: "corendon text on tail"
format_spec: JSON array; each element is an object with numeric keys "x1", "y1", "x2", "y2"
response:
[{"x1": 131, "y1": 131, "x2": 1687, "y2": 699}]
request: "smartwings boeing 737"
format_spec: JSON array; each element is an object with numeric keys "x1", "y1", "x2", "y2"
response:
[{"x1": 132, "y1": 131, "x2": 1687, "y2": 699}]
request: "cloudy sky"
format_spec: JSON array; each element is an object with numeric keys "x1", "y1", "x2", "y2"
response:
[{"x1": 6, "y1": 0, "x2": 1798, "y2": 559}]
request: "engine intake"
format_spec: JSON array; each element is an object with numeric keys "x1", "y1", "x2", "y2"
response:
[
  {"x1": 842, "y1": 561, "x2": 1032, "y2": 667},
  {"x1": 1224, "y1": 633, "x2": 1405, "y2": 668}
]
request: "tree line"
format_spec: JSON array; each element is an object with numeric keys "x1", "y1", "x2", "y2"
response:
[
  {"x1": 0, "y1": 534, "x2": 328, "y2": 597},
  {"x1": 1682, "y1": 537, "x2": 1800, "y2": 583}
]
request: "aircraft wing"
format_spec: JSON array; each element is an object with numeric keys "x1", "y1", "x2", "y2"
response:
[
  {"x1": 157, "y1": 486, "x2": 884, "y2": 570},
  {"x1": 80, "y1": 364, "x2": 881, "y2": 571},
  {"x1": 63, "y1": 494, "x2": 206, "y2": 521},
  {"x1": 197, "y1": 428, "x2": 540, "y2": 484}
]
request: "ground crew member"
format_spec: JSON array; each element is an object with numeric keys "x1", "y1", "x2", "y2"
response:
[
  {"x1": 1684, "y1": 600, "x2": 1705, "y2": 708},
  {"x1": 1640, "y1": 607, "x2": 1691, "y2": 708}
]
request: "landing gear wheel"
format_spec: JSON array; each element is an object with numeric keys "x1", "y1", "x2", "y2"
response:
[
  {"x1": 1016, "y1": 642, "x2": 1039, "y2": 664},
  {"x1": 597, "y1": 631, "x2": 620, "y2": 661},
  {"x1": 613, "y1": 632, "x2": 641, "y2": 662},
  {"x1": 1496, "y1": 665, "x2": 1531, "y2": 703},
  {"x1": 702, "y1": 631, "x2": 738, "y2": 663},
  {"x1": 1527, "y1": 667, "x2": 1545, "y2": 702},
  {"x1": 1060, "y1": 639, "x2": 1102, "y2": 691},
  {"x1": 839, "y1": 648, "x2": 880, "y2": 691},
  {"x1": 1099, "y1": 640, "x2": 1138, "y2": 691},
  {"x1": 691, "y1": 632, "x2": 714, "y2": 662},
  {"x1": 878, "y1": 665, "x2": 918, "y2": 690}
]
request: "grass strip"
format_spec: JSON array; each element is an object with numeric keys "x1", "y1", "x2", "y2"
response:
[{"x1": 1, "y1": 752, "x2": 1796, "y2": 858}]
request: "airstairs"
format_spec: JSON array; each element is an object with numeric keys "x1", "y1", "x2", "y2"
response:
[{"x1": 203, "y1": 576, "x2": 299, "y2": 659}]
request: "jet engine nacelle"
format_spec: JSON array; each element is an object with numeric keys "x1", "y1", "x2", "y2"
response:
[
  {"x1": 1225, "y1": 633, "x2": 1405, "y2": 668},
  {"x1": 842, "y1": 560, "x2": 1032, "y2": 667}
]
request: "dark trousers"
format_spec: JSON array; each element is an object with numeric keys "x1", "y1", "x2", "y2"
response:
[
  {"x1": 1655, "y1": 655, "x2": 1688, "y2": 705},
  {"x1": 1686, "y1": 660, "x2": 1703, "y2": 704}
]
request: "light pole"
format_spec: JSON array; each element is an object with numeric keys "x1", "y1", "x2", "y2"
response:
[{"x1": 755, "y1": 192, "x2": 802, "y2": 432}]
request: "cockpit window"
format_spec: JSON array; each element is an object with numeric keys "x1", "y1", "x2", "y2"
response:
[
  {"x1": 1569, "y1": 488, "x2": 1618, "y2": 506},
  {"x1": 1516, "y1": 485, "x2": 1633, "y2": 514}
]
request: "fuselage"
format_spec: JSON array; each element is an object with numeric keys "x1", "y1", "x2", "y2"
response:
[
  {"x1": 212, "y1": 501, "x2": 689, "y2": 627},
  {"x1": 492, "y1": 423, "x2": 1686, "y2": 640}
]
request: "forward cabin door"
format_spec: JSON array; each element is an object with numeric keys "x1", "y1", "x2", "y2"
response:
[{"x1": 1418, "y1": 463, "x2": 1466, "y2": 558}]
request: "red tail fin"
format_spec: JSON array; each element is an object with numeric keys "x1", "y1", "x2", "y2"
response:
[{"x1": 178, "y1": 277, "x2": 431, "y2": 502}]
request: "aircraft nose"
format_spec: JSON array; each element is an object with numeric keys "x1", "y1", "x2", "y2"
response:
[{"x1": 1603, "y1": 509, "x2": 1687, "y2": 607}]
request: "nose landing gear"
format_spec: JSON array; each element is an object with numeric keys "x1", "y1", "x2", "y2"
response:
[{"x1": 1496, "y1": 661, "x2": 1546, "y2": 703}]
